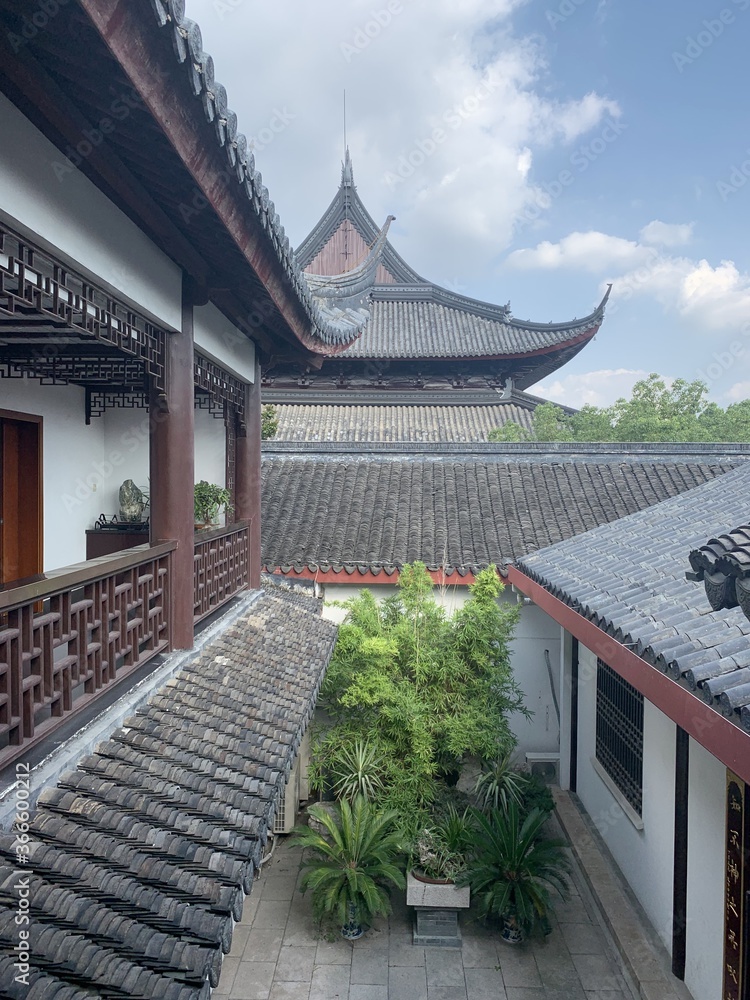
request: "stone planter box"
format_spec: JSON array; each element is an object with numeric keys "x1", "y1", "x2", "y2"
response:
[{"x1": 406, "y1": 872, "x2": 470, "y2": 947}]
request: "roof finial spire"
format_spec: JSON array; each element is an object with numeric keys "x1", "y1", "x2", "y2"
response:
[{"x1": 341, "y1": 90, "x2": 354, "y2": 188}]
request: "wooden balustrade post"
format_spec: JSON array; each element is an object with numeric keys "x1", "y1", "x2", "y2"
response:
[
  {"x1": 235, "y1": 357, "x2": 261, "y2": 589},
  {"x1": 149, "y1": 277, "x2": 196, "y2": 649}
]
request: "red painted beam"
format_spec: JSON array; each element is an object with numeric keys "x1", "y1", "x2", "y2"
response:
[
  {"x1": 507, "y1": 565, "x2": 750, "y2": 785},
  {"x1": 76, "y1": 0, "x2": 340, "y2": 357},
  {"x1": 267, "y1": 567, "x2": 480, "y2": 586}
]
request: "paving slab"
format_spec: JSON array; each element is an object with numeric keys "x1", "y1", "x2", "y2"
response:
[{"x1": 220, "y1": 823, "x2": 646, "y2": 1000}]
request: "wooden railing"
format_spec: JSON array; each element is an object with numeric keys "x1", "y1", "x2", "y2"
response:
[
  {"x1": 0, "y1": 543, "x2": 174, "y2": 768},
  {"x1": 193, "y1": 521, "x2": 250, "y2": 624}
]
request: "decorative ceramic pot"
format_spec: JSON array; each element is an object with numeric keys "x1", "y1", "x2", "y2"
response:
[
  {"x1": 500, "y1": 911, "x2": 523, "y2": 945},
  {"x1": 341, "y1": 901, "x2": 364, "y2": 941},
  {"x1": 411, "y1": 869, "x2": 455, "y2": 886}
]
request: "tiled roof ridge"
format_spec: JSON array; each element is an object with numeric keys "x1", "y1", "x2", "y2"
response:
[
  {"x1": 146, "y1": 1, "x2": 368, "y2": 347},
  {"x1": 295, "y1": 164, "x2": 424, "y2": 284},
  {"x1": 293, "y1": 152, "x2": 609, "y2": 333},
  {"x1": 262, "y1": 440, "x2": 750, "y2": 459},
  {"x1": 0, "y1": 589, "x2": 338, "y2": 997},
  {"x1": 365, "y1": 282, "x2": 611, "y2": 331}
]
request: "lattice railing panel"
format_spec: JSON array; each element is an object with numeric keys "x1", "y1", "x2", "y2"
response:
[
  {"x1": 193, "y1": 523, "x2": 249, "y2": 624},
  {"x1": 0, "y1": 222, "x2": 167, "y2": 390},
  {"x1": 0, "y1": 547, "x2": 172, "y2": 767}
]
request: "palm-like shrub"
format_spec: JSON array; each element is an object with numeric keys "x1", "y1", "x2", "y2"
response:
[
  {"x1": 473, "y1": 749, "x2": 529, "y2": 813},
  {"x1": 290, "y1": 796, "x2": 406, "y2": 932},
  {"x1": 459, "y1": 803, "x2": 570, "y2": 937},
  {"x1": 328, "y1": 738, "x2": 389, "y2": 802}
]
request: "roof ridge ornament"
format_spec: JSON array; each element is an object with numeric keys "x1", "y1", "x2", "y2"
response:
[{"x1": 342, "y1": 147, "x2": 355, "y2": 188}]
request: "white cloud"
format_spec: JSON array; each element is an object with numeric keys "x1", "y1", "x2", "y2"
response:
[
  {"x1": 508, "y1": 231, "x2": 649, "y2": 272},
  {"x1": 184, "y1": 0, "x2": 622, "y2": 276},
  {"x1": 509, "y1": 224, "x2": 750, "y2": 333},
  {"x1": 639, "y1": 220, "x2": 693, "y2": 248},
  {"x1": 726, "y1": 382, "x2": 750, "y2": 403},
  {"x1": 535, "y1": 369, "x2": 653, "y2": 409}
]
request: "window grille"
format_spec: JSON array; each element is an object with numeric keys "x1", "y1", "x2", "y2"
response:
[{"x1": 596, "y1": 658, "x2": 644, "y2": 815}]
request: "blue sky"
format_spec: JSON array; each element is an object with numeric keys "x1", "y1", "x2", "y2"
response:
[{"x1": 188, "y1": 0, "x2": 749, "y2": 407}]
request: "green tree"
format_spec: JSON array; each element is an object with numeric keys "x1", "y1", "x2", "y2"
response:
[
  {"x1": 488, "y1": 374, "x2": 750, "y2": 443},
  {"x1": 317, "y1": 563, "x2": 525, "y2": 812},
  {"x1": 261, "y1": 403, "x2": 278, "y2": 439}
]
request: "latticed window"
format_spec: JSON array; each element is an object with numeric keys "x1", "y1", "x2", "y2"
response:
[{"x1": 596, "y1": 659, "x2": 644, "y2": 815}]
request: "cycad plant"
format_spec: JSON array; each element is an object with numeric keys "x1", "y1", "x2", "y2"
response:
[
  {"x1": 290, "y1": 795, "x2": 405, "y2": 938},
  {"x1": 459, "y1": 803, "x2": 570, "y2": 941}
]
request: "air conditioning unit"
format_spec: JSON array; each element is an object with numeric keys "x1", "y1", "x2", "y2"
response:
[
  {"x1": 274, "y1": 755, "x2": 301, "y2": 834},
  {"x1": 525, "y1": 752, "x2": 560, "y2": 786}
]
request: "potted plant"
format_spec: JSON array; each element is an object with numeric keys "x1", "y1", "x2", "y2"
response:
[
  {"x1": 289, "y1": 795, "x2": 405, "y2": 940},
  {"x1": 411, "y1": 804, "x2": 474, "y2": 883},
  {"x1": 458, "y1": 803, "x2": 570, "y2": 944},
  {"x1": 194, "y1": 480, "x2": 233, "y2": 528}
]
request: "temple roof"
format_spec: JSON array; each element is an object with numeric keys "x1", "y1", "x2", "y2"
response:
[
  {"x1": 260, "y1": 446, "x2": 744, "y2": 579},
  {"x1": 268, "y1": 388, "x2": 565, "y2": 442},
  {"x1": 295, "y1": 152, "x2": 608, "y2": 372},
  {"x1": 0, "y1": 2, "x2": 370, "y2": 357}
]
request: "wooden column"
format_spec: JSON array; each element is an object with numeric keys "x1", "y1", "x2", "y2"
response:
[
  {"x1": 236, "y1": 357, "x2": 262, "y2": 589},
  {"x1": 150, "y1": 279, "x2": 195, "y2": 649}
]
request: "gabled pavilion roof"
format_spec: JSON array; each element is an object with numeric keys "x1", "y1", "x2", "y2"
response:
[{"x1": 292, "y1": 152, "x2": 609, "y2": 385}]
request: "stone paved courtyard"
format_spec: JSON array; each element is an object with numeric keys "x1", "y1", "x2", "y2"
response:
[{"x1": 214, "y1": 836, "x2": 637, "y2": 1000}]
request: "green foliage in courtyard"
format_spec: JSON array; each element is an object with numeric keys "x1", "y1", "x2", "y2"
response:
[
  {"x1": 314, "y1": 562, "x2": 525, "y2": 813},
  {"x1": 489, "y1": 374, "x2": 750, "y2": 443},
  {"x1": 290, "y1": 795, "x2": 405, "y2": 929},
  {"x1": 261, "y1": 403, "x2": 279, "y2": 439}
]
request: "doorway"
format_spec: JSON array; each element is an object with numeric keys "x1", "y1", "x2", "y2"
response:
[{"x1": 0, "y1": 411, "x2": 42, "y2": 585}]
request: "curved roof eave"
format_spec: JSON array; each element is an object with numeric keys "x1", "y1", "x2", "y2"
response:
[{"x1": 82, "y1": 1, "x2": 368, "y2": 356}]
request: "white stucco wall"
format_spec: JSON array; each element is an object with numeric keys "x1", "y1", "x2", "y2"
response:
[
  {"x1": 685, "y1": 739, "x2": 725, "y2": 1000},
  {"x1": 576, "y1": 644, "x2": 676, "y2": 953},
  {"x1": 194, "y1": 406, "x2": 227, "y2": 489},
  {"x1": 194, "y1": 303, "x2": 255, "y2": 383},
  {"x1": 0, "y1": 93, "x2": 181, "y2": 330},
  {"x1": 321, "y1": 579, "x2": 561, "y2": 761},
  {"x1": 1, "y1": 380, "x2": 106, "y2": 572}
]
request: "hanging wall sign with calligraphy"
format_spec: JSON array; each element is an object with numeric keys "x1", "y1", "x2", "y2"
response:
[{"x1": 724, "y1": 772, "x2": 745, "y2": 1000}]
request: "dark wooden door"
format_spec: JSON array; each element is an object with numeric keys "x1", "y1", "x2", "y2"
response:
[{"x1": 0, "y1": 414, "x2": 42, "y2": 585}]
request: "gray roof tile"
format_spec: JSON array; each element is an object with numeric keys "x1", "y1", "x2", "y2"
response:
[
  {"x1": 5, "y1": 586, "x2": 337, "y2": 997},
  {"x1": 262, "y1": 454, "x2": 738, "y2": 576},
  {"x1": 517, "y1": 463, "x2": 750, "y2": 730}
]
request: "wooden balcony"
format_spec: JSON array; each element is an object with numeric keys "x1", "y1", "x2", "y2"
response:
[
  {"x1": 193, "y1": 521, "x2": 250, "y2": 624},
  {"x1": 0, "y1": 522, "x2": 251, "y2": 769},
  {"x1": 0, "y1": 543, "x2": 175, "y2": 769}
]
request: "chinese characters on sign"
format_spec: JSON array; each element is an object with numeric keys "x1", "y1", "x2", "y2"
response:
[{"x1": 724, "y1": 773, "x2": 745, "y2": 1000}]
